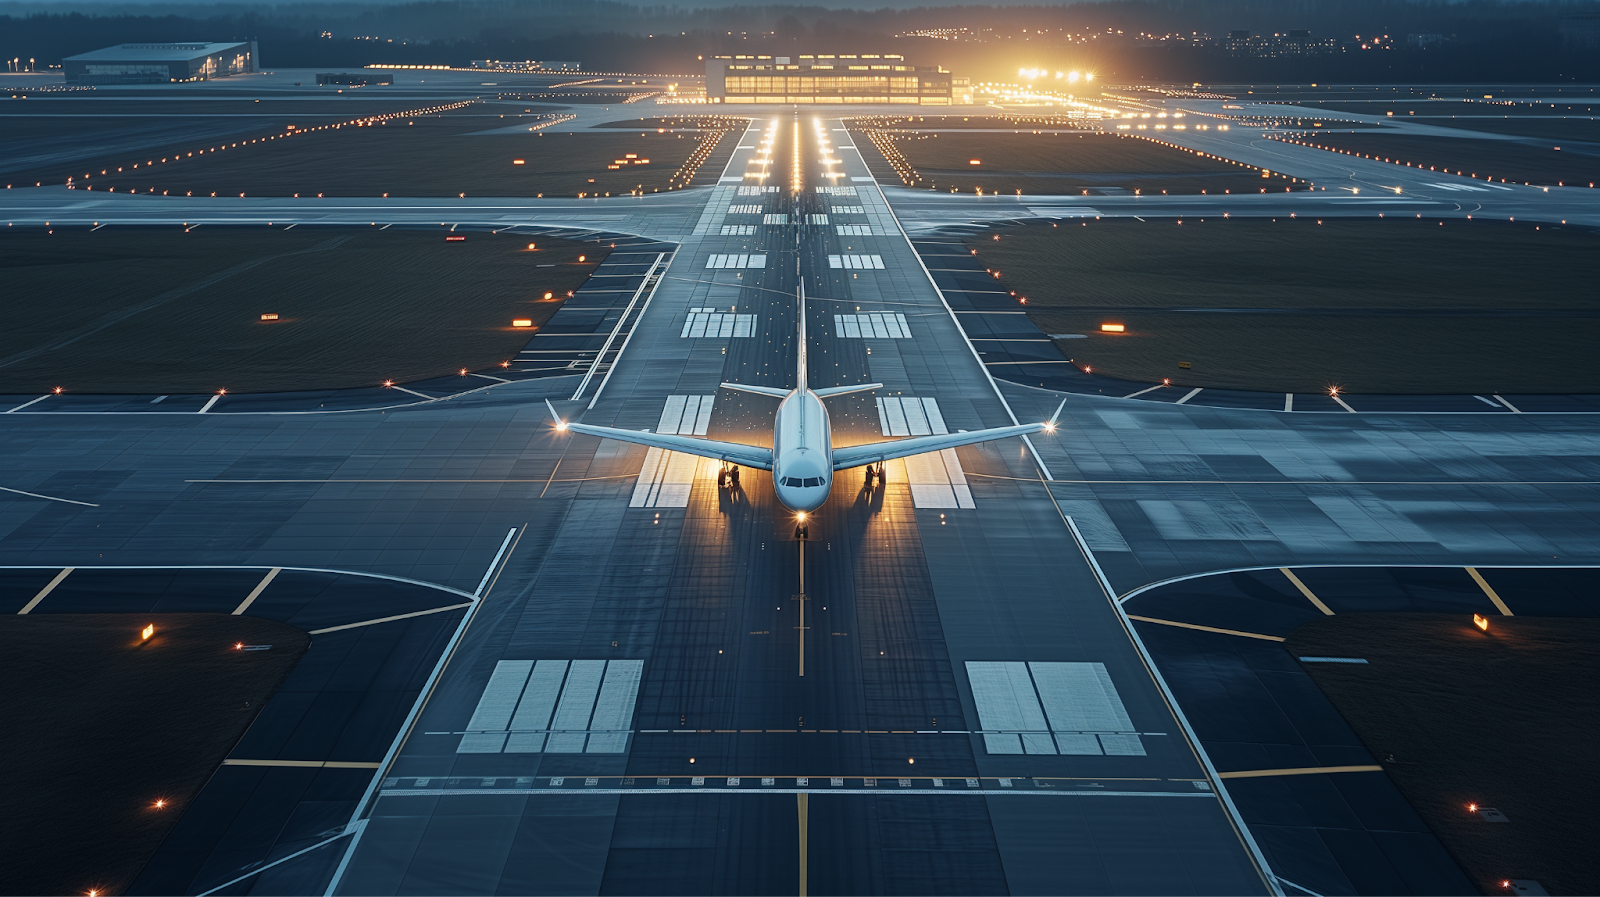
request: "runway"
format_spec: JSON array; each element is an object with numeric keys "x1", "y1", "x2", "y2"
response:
[{"x1": 4, "y1": 97, "x2": 1599, "y2": 895}]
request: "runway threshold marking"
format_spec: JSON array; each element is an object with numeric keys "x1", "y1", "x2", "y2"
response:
[
  {"x1": 17, "y1": 567, "x2": 73, "y2": 614},
  {"x1": 1280, "y1": 568, "x2": 1336, "y2": 615},
  {"x1": 1465, "y1": 567, "x2": 1515, "y2": 615},
  {"x1": 232, "y1": 567, "x2": 281, "y2": 615},
  {"x1": 1218, "y1": 765, "x2": 1383, "y2": 779},
  {"x1": 308, "y1": 602, "x2": 472, "y2": 635},
  {"x1": 1126, "y1": 614, "x2": 1286, "y2": 642}
]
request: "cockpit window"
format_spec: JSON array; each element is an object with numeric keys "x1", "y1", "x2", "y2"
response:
[
  {"x1": 781, "y1": 477, "x2": 802, "y2": 487},
  {"x1": 803, "y1": 477, "x2": 824, "y2": 487},
  {"x1": 781, "y1": 477, "x2": 825, "y2": 488}
]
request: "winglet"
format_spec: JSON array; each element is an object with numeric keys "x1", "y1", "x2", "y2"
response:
[{"x1": 545, "y1": 399, "x2": 568, "y2": 431}]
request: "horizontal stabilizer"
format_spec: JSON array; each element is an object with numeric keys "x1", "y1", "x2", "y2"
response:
[
  {"x1": 720, "y1": 382, "x2": 790, "y2": 399},
  {"x1": 813, "y1": 383, "x2": 884, "y2": 398}
]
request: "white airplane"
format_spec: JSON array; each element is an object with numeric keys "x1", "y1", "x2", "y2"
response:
[{"x1": 546, "y1": 283, "x2": 1062, "y2": 526}]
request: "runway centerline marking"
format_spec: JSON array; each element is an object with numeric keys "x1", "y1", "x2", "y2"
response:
[{"x1": 0, "y1": 485, "x2": 100, "y2": 506}]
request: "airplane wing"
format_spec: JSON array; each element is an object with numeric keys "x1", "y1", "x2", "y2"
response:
[
  {"x1": 563, "y1": 422, "x2": 775, "y2": 470},
  {"x1": 831, "y1": 424, "x2": 1044, "y2": 471},
  {"x1": 830, "y1": 402, "x2": 1064, "y2": 471}
]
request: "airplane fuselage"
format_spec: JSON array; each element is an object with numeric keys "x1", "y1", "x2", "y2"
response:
[{"x1": 771, "y1": 390, "x2": 833, "y2": 513}]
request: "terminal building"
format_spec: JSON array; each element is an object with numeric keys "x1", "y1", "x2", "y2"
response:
[
  {"x1": 64, "y1": 41, "x2": 258, "y2": 84},
  {"x1": 706, "y1": 54, "x2": 955, "y2": 105}
]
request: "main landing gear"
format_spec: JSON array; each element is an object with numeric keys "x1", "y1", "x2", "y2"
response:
[
  {"x1": 863, "y1": 462, "x2": 887, "y2": 490},
  {"x1": 717, "y1": 464, "x2": 741, "y2": 489}
]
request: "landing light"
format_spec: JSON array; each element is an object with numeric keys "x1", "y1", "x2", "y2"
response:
[{"x1": 796, "y1": 512, "x2": 807, "y2": 521}]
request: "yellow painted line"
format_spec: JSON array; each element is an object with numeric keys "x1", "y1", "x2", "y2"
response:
[
  {"x1": 1281, "y1": 568, "x2": 1335, "y2": 615},
  {"x1": 233, "y1": 567, "x2": 281, "y2": 615},
  {"x1": 308, "y1": 602, "x2": 472, "y2": 635},
  {"x1": 797, "y1": 792, "x2": 809, "y2": 897},
  {"x1": 1126, "y1": 614, "x2": 1286, "y2": 642},
  {"x1": 1465, "y1": 567, "x2": 1514, "y2": 615},
  {"x1": 18, "y1": 567, "x2": 72, "y2": 615},
  {"x1": 223, "y1": 759, "x2": 382, "y2": 769},
  {"x1": 1219, "y1": 765, "x2": 1383, "y2": 780}
]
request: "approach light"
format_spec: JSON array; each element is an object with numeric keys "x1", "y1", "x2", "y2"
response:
[
  {"x1": 1473, "y1": 613, "x2": 1490, "y2": 631},
  {"x1": 141, "y1": 624, "x2": 154, "y2": 640}
]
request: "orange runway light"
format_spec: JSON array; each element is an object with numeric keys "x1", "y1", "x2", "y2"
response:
[
  {"x1": 260, "y1": 313, "x2": 279, "y2": 321},
  {"x1": 513, "y1": 319, "x2": 534, "y2": 328},
  {"x1": 445, "y1": 235, "x2": 466, "y2": 241},
  {"x1": 153, "y1": 799, "x2": 167, "y2": 809},
  {"x1": 543, "y1": 291, "x2": 554, "y2": 300},
  {"x1": 526, "y1": 243, "x2": 536, "y2": 250},
  {"x1": 1100, "y1": 323, "x2": 1126, "y2": 333},
  {"x1": 969, "y1": 159, "x2": 981, "y2": 165},
  {"x1": 141, "y1": 624, "x2": 154, "y2": 640},
  {"x1": 459, "y1": 368, "x2": 469, "y2": 376},
  {"x1": 512, "y1": 159, "x2": 525, "y2": 165},
  {"x1": 53, "y1": 386, "x2": 64, "y2": 394},
  {"x1": 1474, "y1": 613, "x2": 1490, "y2": 631},
  {"x1": 577, "y1": 255, "x2": 586, "y2": 262},
  {"x1": 501, "y1": 360, "x2": 511, "y2": 368}
]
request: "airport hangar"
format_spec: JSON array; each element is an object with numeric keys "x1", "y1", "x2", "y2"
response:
[
  {"x1": 63, "y1": 41, "x2": 259, "y2": 85},
  {"x1": 1, "y1": 72, "x2": 1599, "y2": 896}
]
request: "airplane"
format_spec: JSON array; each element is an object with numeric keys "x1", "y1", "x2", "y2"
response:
[{"x1": 546, "y1": 282, "x2": 1063, "y2": 533}]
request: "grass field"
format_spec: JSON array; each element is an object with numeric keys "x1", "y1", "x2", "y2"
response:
[
  {"x1": 1286, "y1": 614, "x2": 1599, "y2": 896},
  {"x1": 0, "y1": 614, "x2": 309, "y2": 897},
  {"x1": 0, "y1": 227, "x2": 605, "y2": 394},
  {"x1": 1278, "y1": 131, "x2": 1600, "y2": 187},
  {"x1": 83, "y1": 106, "x2": 740, "y2": 197},
  {"x1": 853, "y1": 127, "x2": 1300, "y2": 195},
  {"x1": 1, "y1": 97, "x2": 477, "y2": 186},
  {"x1": 970, "y1": 218, "x2": 1600, "y2": 393}
]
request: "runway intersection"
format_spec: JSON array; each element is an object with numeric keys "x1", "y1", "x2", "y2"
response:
[{"x1": 2, "y1": 98, "x2": 1597, "y2": 895}]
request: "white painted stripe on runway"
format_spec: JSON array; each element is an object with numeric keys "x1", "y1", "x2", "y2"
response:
[
  {"x1": 721, "y1": 225, "x2": 756, "y2": 235},
  {"x1": 382, "y1": 787, "x2": 1214, "y2": 798},
  {"x1": 1494, "y1": 394, "x2": 1523, "y2": 413},
  {"x1": 1284, "y1": 394, "x2": 1294, "y2": 412},
  {"x1": 836, "y1": 225, "x2": 873, "y2": 235},
  {"x1": 18, "y1": 567, "x2": 73, "y2": 614},
  {"x1": 1030, "y1": 662, "x2": 1139, "y2": 756},
  {"x1": 683, "y1": 312, "x2": 756, "y2": 338},
  {"x1": 458, "y1": 660, "x2": 534, "y2": 753},
  {"x1": 1331, "y1": 393, "x2": 1357, "y2": 413},
  {"x1": 586, "y1": 659, "x2": 645, "y2": 753},
  {"x1": 506, "y1": 660, "x2": 568, "y2": 753},
  {"x1": 547, "y1": 660, "x2": 606, "y2": 753},
  {"x1": 198, "y1": 394, "x2": 222, "y2": 413},
  {"x1": 965, "y1": 662, "x2": 1054, "y2": 755},
  {"x1": 5, "y1": 395, "x2": 50, "y2": 413},
  {"x1": 835, "y1": 314, "x2": 909, "y2": 338},
  {"x1": 630, "y1": 396, "x2": 717, "y2": 508},
  {"x1": 828, "y1": 254, "x2": 885, "y2": 269},
  {"x1": 1174, "y1": 388, "x2": 1203, "y2": 405},
  {"x1": 1122, "y1": 385, "x2": 1163, "y2": 399},
  {"x1": 706, "y1": 253, "x2": 767, "y2": 269}
]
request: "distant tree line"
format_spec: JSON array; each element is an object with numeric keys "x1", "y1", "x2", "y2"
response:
[{"x1": 1, "y1": 0, "x2": 1596, "y2": 81}]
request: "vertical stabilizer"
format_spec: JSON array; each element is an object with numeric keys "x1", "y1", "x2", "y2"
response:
[{"x1": 796, "y1": 280, "x2": 809, "y2": 393}]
